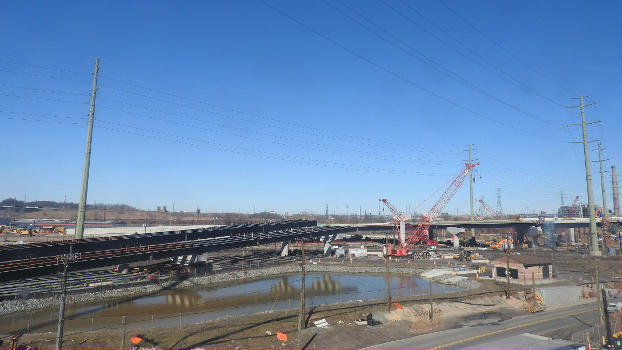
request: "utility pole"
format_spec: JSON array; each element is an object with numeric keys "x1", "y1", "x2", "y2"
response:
[
  {"x1": 569, "y1": 96, "x2": 600, "y2": 255},
  {"x1": 593, "y1": 142, "x2": 609, "y2": 219},
  {"x1": 465, "y1": 144, "x2": 476, "y2": 237},
  {"x1": 385, "y1": 231, "x2": 391, "y2": 312},
  {"x1": 56, "y1": 253, "x2": 73, "y2": 350},
  {"x1": 298, "y1": 240, "x2": 306, "y2": 332},
  {"x1": 594, "y1": 258, "x2": 604, "y2": 324},
  {"x1": 75, "y1": 59, "x2": 100, "y2": 239},
  {"x1": 496, "y1": 188, "x2": 503, "y2": 216},
  {"x1": 505, "y1": 232, "x2": 511, "y2": 299},
  {"x1": 612, "y1": 166, "x2": 620, "y2": 216}
]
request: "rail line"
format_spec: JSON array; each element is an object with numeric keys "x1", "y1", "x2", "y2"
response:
[{"x1": 0, "y1": 224, "x2": 354, "y2": 281}]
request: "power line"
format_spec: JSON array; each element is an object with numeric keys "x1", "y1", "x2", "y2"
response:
[
  {"x1": 96, "y1": 104, "x2": 447, "y2": 167},
  {"x1": 3, "y1": 114, "x2": 448, "y2": 176},
  {"x1": 260, "y1": 0, "x2": 566, "y2": 143},
  {"x1": 0, "y1": 92, "x2": 89, "y2": 105},
  {"x1": 389, "y1": 0, "x2": 566, "y2": 108},
  {"x1": 0, "y1": 67, "x2": 91, "y2": 84},
  {"x1": 0, "y1": 84, "x2": 89, "y2": 97},
  {"x1": 98, "y1": 78, "x2": 461, "y2": 156},
  {"x1": 438, "y1": 0, "x2": 573, "y2": 96},
  {"x1": 322, "y1": 0, "x2": 568, "y2": 132}
]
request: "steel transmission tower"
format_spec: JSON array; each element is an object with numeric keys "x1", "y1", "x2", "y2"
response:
[
  {"x1": 593, "y1": 142, "x2": 608, "y2": 219},
  {"x1": 465, "y1": 144, "x2": 476, "y2": 237},
  {"x1": 496, "y1": 188, "x2": 503, "y2": 215},
  {"x1": 569, "y1": 96, "x2": 599, "y2": 255},
  {"x1": 75, "y1": 59, "x2": 100, "y2": 239}
]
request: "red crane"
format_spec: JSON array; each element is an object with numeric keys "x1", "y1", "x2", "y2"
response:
[
  {"x1": 380, "y1": 162, "x2": 479, "y2": 256},
  {"x1": 567, "y1": 196, "x2": 580, "y2": 218},
  {"x1": 478, "y1": 199, "x2": 503, "y2": 219},
  {"x1": 379, "y1": 198, "x2": 410, "y2": 223}
]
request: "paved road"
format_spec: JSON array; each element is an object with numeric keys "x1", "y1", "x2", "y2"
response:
[{"x1": 362, "y1": 302, "x2": 597, "y2": 350}]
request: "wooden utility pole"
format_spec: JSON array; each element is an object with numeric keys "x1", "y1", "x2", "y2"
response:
[
  {"x1": 428, "y1": 280, "x2": 433, "y2": 320},
  {"x1": 75, "y1": 59, "x2": 100, "y2": 239},
  {"x1": 298, "y1": 241, "x2": 306, "y2": 332},
  {"x1": 594, "y1": 258, "x2": 604, "y2": 324},
  {"x1": 121, "y1": 316, "x2": 127, "y2": 350},
  {"x1": 505, "y1": 232, "x2": 511, "y2": 299},
  {"x1": 55, "y1": 258, "x2": 70, "y2": 350},
  {"x1": 385, "y1": 231, "x2": 391, "y2": 312}
]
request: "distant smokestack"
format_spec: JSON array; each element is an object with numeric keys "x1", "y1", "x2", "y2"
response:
[{"x1": 612, "y1": 166, "x2": 620, "y2": 216}]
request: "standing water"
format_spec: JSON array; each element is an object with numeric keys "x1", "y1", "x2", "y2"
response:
[{"x1": 0, "y1": 273, "x2": 462, "y2": 333}]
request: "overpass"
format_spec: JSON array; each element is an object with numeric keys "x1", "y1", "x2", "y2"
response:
[
  {"x1": 328, "y1": 216, "x2": 622, "y2": 241},
  {"x1": 0, "y1": 220, "x2": 356, "y2": 281}
]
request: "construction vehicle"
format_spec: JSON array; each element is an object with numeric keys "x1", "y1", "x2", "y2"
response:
[
  {"x1": 491, "y1": 238, "x2": 513, "y2": 249},
  {"x1": 380, "y1": 162, "x2": 479, "y2": 256},
  {"x1": 18, "y1": 228, "x2": 31, "y2": 236},
  {"x1": 457, "y1": 250, "x2": 478, "y2": 261}
]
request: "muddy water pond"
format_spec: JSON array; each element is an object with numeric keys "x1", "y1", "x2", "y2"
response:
[{"x1": 2, "y1": 273, "x2": 463, "y2": 333}]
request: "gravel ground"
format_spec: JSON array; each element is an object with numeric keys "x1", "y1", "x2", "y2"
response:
[{"x1": 0, "y1": 262, "x2": 480, "y2": 316}]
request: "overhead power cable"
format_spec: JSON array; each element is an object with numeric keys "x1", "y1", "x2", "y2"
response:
[
  {"x1": 438, "y1": 0, "x2": 573, "y2": 96},
  {"x1": 388, "y1": 0, "x2": 566, "y2": 108},
  {"x1": 95, "y1": 104, "x2": 447, "y2": 166},
  {"x1": 260, "y1": 0, "x2": 565, "y2": 143},
  {"x1": 98, "y1": 77, "x2": 460, "y2": 156},
  {"x1": 2, "y1": 113, "x2": 449, "y2": 176},
  {"x1": 322, "y1": 0, "x2": 568, "y2": 133}
]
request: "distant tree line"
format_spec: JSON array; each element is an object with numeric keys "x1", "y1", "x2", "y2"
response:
[{"x1": 0, "y1": 198, "x2": 137, "y2": 211}]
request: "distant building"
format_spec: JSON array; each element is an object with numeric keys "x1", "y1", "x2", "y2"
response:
[{"x1": 558, "y1": 205, "x2": 582, "y2": 218}]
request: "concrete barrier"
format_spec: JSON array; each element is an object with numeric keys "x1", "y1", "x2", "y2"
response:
[{"x1": 535, "y1": 285, "x2": 582, "y2": 307}]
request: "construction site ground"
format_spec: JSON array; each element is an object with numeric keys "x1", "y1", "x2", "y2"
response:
[{"x1": 4, "y1": 247, "x2": 620, "y2": 350}]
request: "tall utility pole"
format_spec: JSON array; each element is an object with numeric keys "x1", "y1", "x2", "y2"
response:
[
  {"x1": 593, "y1": 142, "x2": 609, "y2": 219},
  {"x1": 569, "y1": 96, "x2": 600, "y2": 255},
  {"x1": 612, "y1": 166, "x2": 620, "y2": 216},
  {"x1": 385, "y1": 231, "x2": 391, "y2": 312},
  {"x1": 298, "y1": 240, "x2": 306, "y2": 332},
  {"x1": 496, "y1": 188, "x2": 503, "y2": 216},
  {"x1": 75, "y1": 59, "x2": 100, "y2": 239},
  {"x1": 56, "y1": 254, "x2": 72, "y2": 350},
  {"x1": 465, "y1": 144, "x2": 476, "y2": 237},
  {"x1": 505, "y1": 232, "x2": 511, "y2": 299}
]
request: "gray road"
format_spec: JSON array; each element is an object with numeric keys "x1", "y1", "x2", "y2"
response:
[{"x1": 361, "y1": 302, "x2": 597, "y2": 350}]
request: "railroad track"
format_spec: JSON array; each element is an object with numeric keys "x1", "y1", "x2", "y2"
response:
[
  {"x1": 0, "y1": 250, "x2": 318, "y2": 299},
  {"x1": 0, "y1": 224, "x2": 351, "y2": 281}
]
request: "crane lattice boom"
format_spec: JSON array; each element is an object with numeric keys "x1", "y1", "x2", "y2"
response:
[
  {"x1": 379, "y1": 198, "x2": 410, "y2": 222},
  {"x1": 567, "y1": 196, "x2": 580, "y2": 218},
  {"x1": 478, "y1": 199, "x2": 503, "y2": 219},
  {"x1": 405, "y1": 162, "x2": 479, "y2": 248}
]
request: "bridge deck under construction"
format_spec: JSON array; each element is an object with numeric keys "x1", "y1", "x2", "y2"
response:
[{"x1": 0, "y1": 221, "x2": 355, "y2": 281}]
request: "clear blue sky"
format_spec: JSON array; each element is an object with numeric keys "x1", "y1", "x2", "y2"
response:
[{"x1": 1, "y1": 0, "x2": 620, "y2": 215}]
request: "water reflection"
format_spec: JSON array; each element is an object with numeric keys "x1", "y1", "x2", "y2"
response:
[{"x1": 0, "y1": 273, "x2": 462, "y2": 333}]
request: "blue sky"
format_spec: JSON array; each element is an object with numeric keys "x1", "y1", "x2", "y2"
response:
[{"x1": 1, "y1": 0, "x2": 620, "y2": 215}]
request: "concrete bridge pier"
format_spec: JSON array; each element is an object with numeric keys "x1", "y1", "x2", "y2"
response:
[
  {"x1": 323, "y1": 232, "x2": 338, "y2": 256},
  {"x1": 569, "y1": 228, "x2": 575, "y2": 244},
  {"x1": 280, "y1": 241, "x2": 290, "y2": 257}
]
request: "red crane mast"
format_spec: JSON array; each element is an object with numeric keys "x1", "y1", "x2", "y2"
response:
[
  {"x1": 567, "y1": 196, "x2": 580, "y2": 218},
  {"x1": 381, "y1": 162, "x2": 479, "y2": 256}
]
